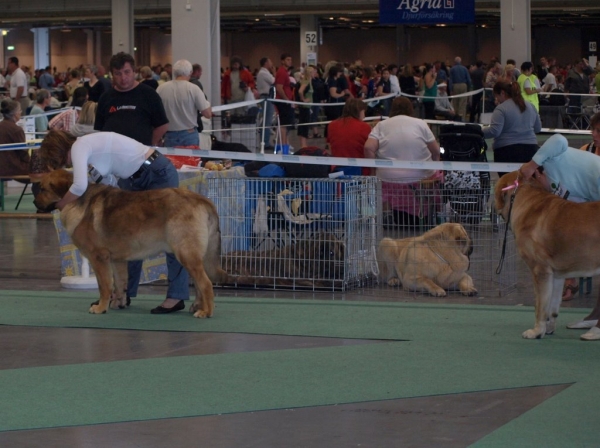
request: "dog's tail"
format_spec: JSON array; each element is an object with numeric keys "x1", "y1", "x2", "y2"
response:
[{"x1": 204, "y1": 213, "x2": 228, "y2": 284}]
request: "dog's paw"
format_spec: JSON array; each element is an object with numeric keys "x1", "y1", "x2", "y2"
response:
[
  {"x1": 545, "y1": 320, "x2": 556, "y2": 335},
  {"x1": 109, "y1": 298, "x2": 126, "y2": 310},
  {"x1": 89, "y1": 304, "x2": 107, "y2": 314},
  {"x1": 522, "y1": 328, "x2": 544, "y2": 339},
  {"x1": 193, "y1": 310, "x2": 211, "y2": 319},
  {"x1": 387, "y1": 278, "x2": 400, "y2": 287},
  {"x1": 431, "y1": 289, "x2": 447, "y2": 297},
  {"x1": 461, "y1": 288, "x2": 478, "y2": 297}
]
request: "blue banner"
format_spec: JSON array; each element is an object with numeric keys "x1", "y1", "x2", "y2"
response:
[{"x1": 379, "y1": 0, "x2": 475, "y2": 25}]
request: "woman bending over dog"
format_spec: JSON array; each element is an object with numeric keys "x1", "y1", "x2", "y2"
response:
[{"x1": 38, "y1": 130, "x2": 191, "y2": 315}]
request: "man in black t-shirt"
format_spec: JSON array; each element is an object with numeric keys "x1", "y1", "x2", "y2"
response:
[
  {"x1": 94, "y1": 52, "x2": 168, "y2": 146},
  {"x1": 93, "y1": 53, "x2": 186, "y2": 315}
]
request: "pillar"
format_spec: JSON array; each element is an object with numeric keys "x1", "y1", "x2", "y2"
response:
[
  {"x1": 395, "y1": 25, "x2": 409, "y2": 65},
  {"x1": 32, "y1": 28, "x2": 49, "y2": 69},
  {"x1": 171, "y1": 0, "x2": 220, "y2": 105},
  {"x1": 500, "y1": 0, "x2": 531, "y2": 66},
  {"x1": 468, "y1": 25, "x2": 478, "y2": 64},
  {"x1": 300, "y1": 15, "x2": 318, "y2": 67},
  {"x1": 84, "y1": 29, "x2": 94, "y2": 64},
  {"x1": 111, "y1": 0, "x2": 134, "y2": 56}
]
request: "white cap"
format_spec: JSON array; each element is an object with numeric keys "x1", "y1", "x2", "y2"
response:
[{"x1": 438, "y1": 82, "x2": 447, "y2": 88}]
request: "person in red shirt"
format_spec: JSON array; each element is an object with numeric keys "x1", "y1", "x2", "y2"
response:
[
  {"x1": 275, "y1": 53, "x2": 294, "y2": 146},
  {"x1": 221, "y1": 55, "x2": 256, "y2": 105},
  {"x1": 327, "y1": 98, "x2": 372, "y2": 175}
]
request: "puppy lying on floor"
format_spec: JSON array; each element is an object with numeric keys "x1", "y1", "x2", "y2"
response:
[
  {"x1": 377, "y1": 223, "x2": 477, "y2": 296},
  {"x1": 222, "y1": 233, "x2": 345, "y2": 288}
]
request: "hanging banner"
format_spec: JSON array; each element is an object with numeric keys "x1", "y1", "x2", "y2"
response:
[{"x1": 379, "y1": 0, "x2": 475, "y2": 25}]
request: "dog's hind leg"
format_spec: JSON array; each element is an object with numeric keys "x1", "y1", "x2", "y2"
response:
[
  {"x1": 176, "y1": 249, "x2": 214, "y2": 319},
  {"x1": 544, "y1": 276, "x2": 565, "y2": 335},
  {"x1": 86, "y1": 250, "x2": 114, "y2": 314},
  {"x1": 523, "y1": 265, "x2": 553, "y2": 339},
  {"x1": 109, "y1": 261, "x2": 128, "y2": 310},
  {"x1": 188, "y1": 264, "x2": 214, "y2": 319}
]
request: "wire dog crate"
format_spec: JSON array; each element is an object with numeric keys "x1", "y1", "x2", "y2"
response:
[
  {"x1": 377, "y1": 176, "x2": 516, "y2": 297},
  {"x1": 207, "y1": 176, "x2": 379, "y2": 291}
]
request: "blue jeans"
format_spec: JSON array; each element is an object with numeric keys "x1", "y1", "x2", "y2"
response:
[
  {"x1": 118, "y1": 155, "x2": 190, "y2": 301},
  {"x1": 163, "y1": 128, "x2": 199, "y2": 147},
  {"x1": 260, "y1": 95, "x2": 275, "y2": 146}
]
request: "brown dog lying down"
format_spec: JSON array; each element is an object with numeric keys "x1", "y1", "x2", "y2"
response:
[
  {"x1": 495, "y1": 170, "x2": 600, "y2": 339},
  {"x1": 34, "y1": 169, "x2": 227, "y2": 318},
  {"x1": 377, "y1": 222, "x2": 477, "y2": 297},
  {"x1": 222, "y1": 233, "x2": 345, "y2": 288}
]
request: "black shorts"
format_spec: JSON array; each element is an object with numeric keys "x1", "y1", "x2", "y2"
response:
[{"x1": 276, "y1": 102, "x2": 295, "y2": 126}]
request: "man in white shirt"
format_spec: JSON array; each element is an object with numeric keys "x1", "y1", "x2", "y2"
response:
[
  {"x1": 256, "y1": 57, "x2": 276, "y2": 149},
  {"x1": 7, "y1": 56, "x2": 29, "y2": 113},
  {"x1": 388, "y1": 64, "x2": 401, "y2": 95},
  {"x1": 542, "y1": 65, "x2": 558, "y2": 92},
  {"x1": 157, "y1": 59, "x2": 212, "y2": 148}
]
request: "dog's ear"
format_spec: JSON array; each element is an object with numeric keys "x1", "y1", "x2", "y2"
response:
[
  {"x1": 453, "y1": 225, "x2": 470, "y2": 253},
  {"x1": 48, "y1": 169, "x2": 73, "y2": 199}
]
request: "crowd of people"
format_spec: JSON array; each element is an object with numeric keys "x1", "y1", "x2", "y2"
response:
[{"x1": 1, "y1": 52, "x2": 600, "y2": 301}]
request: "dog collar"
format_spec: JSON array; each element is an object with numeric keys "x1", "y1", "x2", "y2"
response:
[{"x1": 501, "y1": 179, "x2": 519, "y2": 192}]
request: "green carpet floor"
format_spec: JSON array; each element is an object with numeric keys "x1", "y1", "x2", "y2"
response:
[{"x1": 0, "y1": 290, "x2": 598, "y2": 447}]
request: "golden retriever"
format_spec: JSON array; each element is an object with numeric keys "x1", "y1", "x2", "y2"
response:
[
  {"x1": 377, "y1": 223, "x2": 477, "y2": 296},
  {"x1": 495, "y1": 170, "x2": 600, "y2": 338},
  {"x1": 34, "y1": 169, "x2": 227, "y2": 318},
  {"x1": 222, "y1": 233, "x2": 345, "y2": 288}
]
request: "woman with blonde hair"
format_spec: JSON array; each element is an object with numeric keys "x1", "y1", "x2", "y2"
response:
[
  {"x1": 158, "y1": 71, "x2": 170, "y2": 85},
  {"x1": 70, "y1": 101, "x2": 98, "y2": 137},
  {"x1": 140, "y1": 66, "x2": 158, "y2": 90}
]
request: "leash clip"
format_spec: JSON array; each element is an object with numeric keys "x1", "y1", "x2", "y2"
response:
[{"x1": 501, "y1": 179, "x2": 519, "y2": 192}]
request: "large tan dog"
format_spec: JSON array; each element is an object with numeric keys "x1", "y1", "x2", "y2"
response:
[
  {"x1": 495, "y1": 170, "x2": 600, "y2": 338},
  {"x1": 34, "y1": 169, "x2": 227, "y2": 318},
  {"x1": 377, "y1": 223, "x2": 477, "y2": 296}
]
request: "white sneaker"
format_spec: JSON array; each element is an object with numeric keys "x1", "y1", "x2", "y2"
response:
[
  {"x1": 566, "y1": 319, "x2": 598, "y2": 329},
  {"x1": 580, "y1": 326, "x2": 600, "y2": 341}
]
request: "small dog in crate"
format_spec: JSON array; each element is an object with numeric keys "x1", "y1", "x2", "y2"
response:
[
  {"x1": 377, "y1": 223, "x2": 477, "y2": 296},
  {"x1": 222, "y1": 232, "x2": 345, "y2": 288}
]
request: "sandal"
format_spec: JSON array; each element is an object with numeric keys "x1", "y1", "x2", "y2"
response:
[{"x1": 562, "y1": 284, "x2": 579, "y2": 301}]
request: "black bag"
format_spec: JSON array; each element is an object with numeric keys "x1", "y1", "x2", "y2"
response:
[
  {"x1": 281, "y1": 146, "x2": 331, "y2": 178},
  {"x1": 439, "y1": 124, "x2": 489, "y2": 224}
]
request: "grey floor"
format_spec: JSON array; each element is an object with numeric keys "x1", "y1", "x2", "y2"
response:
[
  {"x1": 0, "y1": 207, "x2": 596, "y2": 447},
  {"x1": 0, "y1": 131, "x2": 596, "y2": 447}
]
